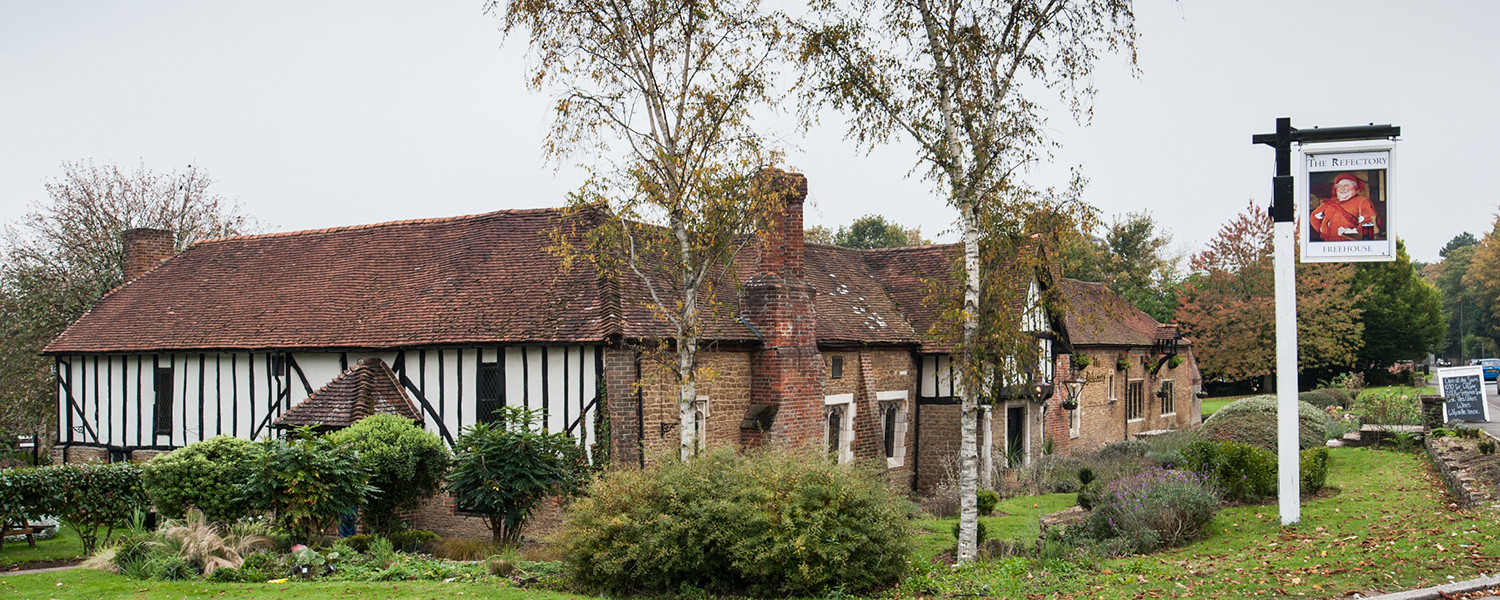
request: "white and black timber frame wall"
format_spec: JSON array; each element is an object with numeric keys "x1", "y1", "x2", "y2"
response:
[{"x1": 54, "y1": 345, "x2": 604, "y2": 459}]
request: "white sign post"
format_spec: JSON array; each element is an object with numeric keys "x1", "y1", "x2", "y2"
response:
[{"x1": 1254, "y1": 119, "x2": 1399, "y2": 526}]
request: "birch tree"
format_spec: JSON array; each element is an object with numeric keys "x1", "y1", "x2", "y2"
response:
[
  {"x1": 798, "y1": 0, "x2": 1136, "y2": 562},
  {"x1": 492, "y1": 0, "x2": 785, "y2": 460}
]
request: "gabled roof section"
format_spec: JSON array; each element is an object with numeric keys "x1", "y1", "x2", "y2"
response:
[
  {"x1": 46, "y1": 209, "x2": 616, "y2": 353},
  {"x1": 274, "y1": 357, "x2": 421, "y2": 430},
  {"x1": 1058, "y1": 278, "x2": 1180, "y2": 347},
  {"x1": 804, "y1": 244, "x2": 918, "y2": 344},
  {"x1": 860, "y1": 244, "x2": 959, "y2": 353}
]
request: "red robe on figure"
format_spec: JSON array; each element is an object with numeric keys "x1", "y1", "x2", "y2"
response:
[{"x1": 1310, "y1": 173, "x2": 1378, "y2": 241}]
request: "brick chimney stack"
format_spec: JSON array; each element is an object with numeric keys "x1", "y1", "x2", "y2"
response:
[
  {"x1": 122, "y1": 228, "x2": 175, "y2": 283},
  {"x1": 743, "y1": 170, "x2": 823, "y2": 449}
]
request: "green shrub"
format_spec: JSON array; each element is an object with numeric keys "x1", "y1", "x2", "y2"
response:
[
  {"x1": 33, "y1": 462, "x2": 148, "y2": 553},
  {"x1": 1168, "y1": 356, "x2": 1185, "y2": 369},
  {"x1": 341, "y1": 534, "x2": 380, "y2": 553},
  {"x1": 242, "y1": 428, "x2": 374, "y2": 546},
  {"x1": 1357, "y1": 389, "x2": 1423, "y2": 426},
  {"x1": 449, "y1": 407, "x2": 585, "y2": 546},
  {"x1": 387, "y1": 529, "x2": 439, "y2": 553},
  {"x1": 1182, "y1": 440, "x2": 1276, "y2": 502},
  {"x1": 1073, "y1": 354, "x2": 1091, "y2": 369},
  {"x1": 141, "y1": 436, "x2": 258, "y2": 523},
  {"x1": 561, "y1": 448, "x2": 913, "y2": 597},
  {"x1": 0, "y1": 468, "x2": 53, "y2": 535},
  {"x1": 327, "y1": 415, "x2": 452, "y2": 535},
  {"x1": 1300, "y1": 447, "x2": 1330, "y2": 493},
  {"x1": 1299, "y1": 390, "x2": 1341, "y2": 410},
  {"x1": 1313, "y1": 388, "x2": 1351, "y2": 408},
  {"x1": 976, "y1": 489, "x2": 999, "y2": 516},
  {"x1": 1079, "y1": 467, "x2": 1219, "y2": 555},
  {"x1": 1096, "y1": 439, "x2": 1147, "y2": 461},
  {"x1": 1200, "y1": 395, "x2": 1328, "y2": 450},
  {"x1": 1077, "y1": 467, "x2": 1095, "y2": 486},
  {"x1": 1481, "y1": 441, "x2": 1497, "y2": 455},
  {"x1": 1077, "y1": 481, "x2": 1097, "y2": 511}
]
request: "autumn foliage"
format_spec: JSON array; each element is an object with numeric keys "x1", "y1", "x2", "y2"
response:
[{"x1": 1177, "y1": 201, "x2": 1362, "y2": 382}]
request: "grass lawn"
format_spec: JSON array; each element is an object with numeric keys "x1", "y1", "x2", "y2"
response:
[
  {"x1": 911, "y1": 492, "x2": 1077, "y2": 560},
  {"x1": 0, "y1": 569, "x2": 589, "y2": 599},
  {"x1": 0, "y1": 527, "x2": 83, "y2": 567},
  {"x1": 1199, "y1": 394, "x2": 1255, "y2": 418},
  {"x1": 7, "y1": 448, "x2": 1498, "y2": 599},
  {"x1": 1364, "y1": 384, "x2": 1439, "y2": 396},
  {"x1": 895, "y1": 447, "x2": 1500, "y2": 599}
]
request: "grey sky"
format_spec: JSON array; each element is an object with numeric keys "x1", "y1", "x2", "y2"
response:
[{"x1": 2, "y1": 1, "x2": 1495, "y2": 264}]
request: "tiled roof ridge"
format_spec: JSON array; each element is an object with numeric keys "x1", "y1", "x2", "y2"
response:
[
  {"x1": 804, "y1": 241, "x2": 958, "y2": 253},
  {"x1": 193, "y1": 207, "x2": 570, "y2": 245}
]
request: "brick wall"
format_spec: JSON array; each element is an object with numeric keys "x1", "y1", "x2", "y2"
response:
[
  {"x1": 604, "y1": 347, "x2": 642, "y2": 469},
  {"x1": 820, "y1": 349, "x2": 917, "y2": 482},
  {"x1": 744, "y1": 171, "x2": 824, "y2": 451},
  {"x1": 409, "y1": 491, "x2": 570, "y2": 541},
  {"x1": 122, "y1": 228, "x2": 175, "y2": 283},
  {"x1": 1067, "y1": 347, "x2": 1201, "y2": 455},
  {"x1": 53, "y1": 445, "x2": 108, "y2": 464},
  {"x1": 631, "y1": 351, "x2": 753, "y2": 467}
]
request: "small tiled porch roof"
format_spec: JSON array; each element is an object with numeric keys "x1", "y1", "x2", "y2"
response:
[{"x1": 274, "y1": 357, "x2": 422, "y2": 430}]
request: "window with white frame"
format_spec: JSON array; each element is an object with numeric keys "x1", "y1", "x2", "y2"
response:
[
  {"x1": 876, "y1": 390, "x2": 908, "y2": 467},
  {"x1": 1107, "y1": 372, "x2": 1117, "y2": 401},
  {"x1": 824, "y1": 393, "x2": 856, "y2": 463},
  {"x1": 1160, "y1": 380, "x2": 1175, "y2": 415},
  {"x1": 1126, "y1": 380, "x2": 1145, "y2": 421},
  {"x1": 692, "y1": 395, "x2": 710, "y2": 453}
]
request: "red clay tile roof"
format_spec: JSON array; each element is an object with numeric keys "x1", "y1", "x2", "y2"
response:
[
  {"x1": 275, "y1": 357, "x2": 422, "y2": 430},
  {"x1": 1058, "y1": 278, "x2": 1181, "y2": 347},
  {"x1": 860, "y1": 245, "x2": 961, "y2": 352},
  {"x1": 45, "y1": 206, "x2": 1094, "y2": 355},
  {"x1": 46, "y1": 209, "x2": 618, "y2": 353}
]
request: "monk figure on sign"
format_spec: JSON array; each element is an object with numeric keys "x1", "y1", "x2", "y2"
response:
[{"x1": 1310, "y1": 173, "x2": 1379, "y2": 241}]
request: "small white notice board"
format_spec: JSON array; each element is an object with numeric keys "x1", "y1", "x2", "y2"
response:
[{"x1": 1436, "y1": 366, "x2": 1490, "y2": 423}]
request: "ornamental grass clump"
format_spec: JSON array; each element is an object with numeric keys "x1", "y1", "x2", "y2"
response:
[{"x1": 1080, "y1": 467, "x2": 1219, "y2": 556}]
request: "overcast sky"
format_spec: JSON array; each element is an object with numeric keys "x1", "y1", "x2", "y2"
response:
[{"x1": 2, "y1": 1, "x2": 1496, "y2": 264}]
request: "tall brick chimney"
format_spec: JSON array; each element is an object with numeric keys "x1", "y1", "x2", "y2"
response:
[
  {"x1": 122, "y1": 228, "x2": 175, "y2": 283},
  {"x1": 742, "y1": 171, "x2": 824, "y2": 449}
]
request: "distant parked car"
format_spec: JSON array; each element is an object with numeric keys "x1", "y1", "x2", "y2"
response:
[{"x1": 1476, "y1": 358, "x2": 1500, "y2": 382}]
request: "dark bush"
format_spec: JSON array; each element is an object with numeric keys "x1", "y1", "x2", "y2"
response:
[
  {"x1": 1182, "y1": 440, "x2": 1276, "y2": 502},
  {"x1": 341, "y1": 534, "x2": 379, "y2": 553},
  {"x1": 1313, "y1": 388, "x2": 1351, "y2": 408},
  {"x1": 242, "y1": 428, "x2": 374, "y2": 546},
  {"x1": 1077, "y1": 481, "x2": 1097, "y2": 511},
  {"x1": 1096, "y1": 440, "x2": 1147, "y2": 461},
  {"x1": 141, "y1": 436, "x2": 258, "y2": 523},
  {"x1": 561, "y1": 448, "x2": 913, "y2": 597},
  {"x1": 1299, "y1": 390, "x2": 1341, "y2": 410},
  {"x1": 976, "y1": 489, "x2": 999, "y2": 516},
  {"x1": 1300, "y1": 447, "x2": 1330, "y2": 493},
  {"x1": 387, "y1": 529, "x2": 439, "y2": 553},
  {"x1": 448, "y1": 407, "x2": 585, "y2": 546},
  {"x1": 1079, "y1": 467, "x2": 1219, "y2": 555},
  {"x1": 327, "y1": 415, "x2": 451, "y2": 535},
  {"x1": 1200, "y1": 395, "x2": 1328, "y2": 450}
]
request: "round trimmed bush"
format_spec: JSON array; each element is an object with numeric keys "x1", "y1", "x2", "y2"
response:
[
  {"x1": 1313, "y1": 388, "x2": 1350, "y2": 408},
  {"x1": 327, "y1": 414, "x2": 451, "y2": 535},
  {"x1": 141, "y1": 436, "x2": 258, "y2": 522},
  {"x1": 561, "y1": 449, "x2": 913, "y2": 597},
  {"x1": 1200, "y1": 395, "x2": 1328, "y2": 450}
]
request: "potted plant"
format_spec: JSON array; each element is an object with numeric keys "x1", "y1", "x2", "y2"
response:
[
  {"x1": 1116, "y1": 355, "x2": 1131, "y2": 371},
  {"x1": 1073, "y1": 354, "x2": 1091, "y2": 370}
]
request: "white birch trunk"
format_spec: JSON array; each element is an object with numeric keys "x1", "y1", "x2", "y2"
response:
[
  {"x1": 680, "y1": 339, "x2": 697, "y2": 461},
  {"x1": 956, "y1": 204, "x2": 981, "y2": 563}
]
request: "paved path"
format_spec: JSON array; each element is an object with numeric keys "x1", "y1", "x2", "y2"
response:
[{"x1": 1470, "y1": 380, "x2": 1500, "y2": 439}]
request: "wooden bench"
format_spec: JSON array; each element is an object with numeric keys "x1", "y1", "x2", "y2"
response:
[{"x1": 0, "y1": 523, "x2": 45, "y2": 551}]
